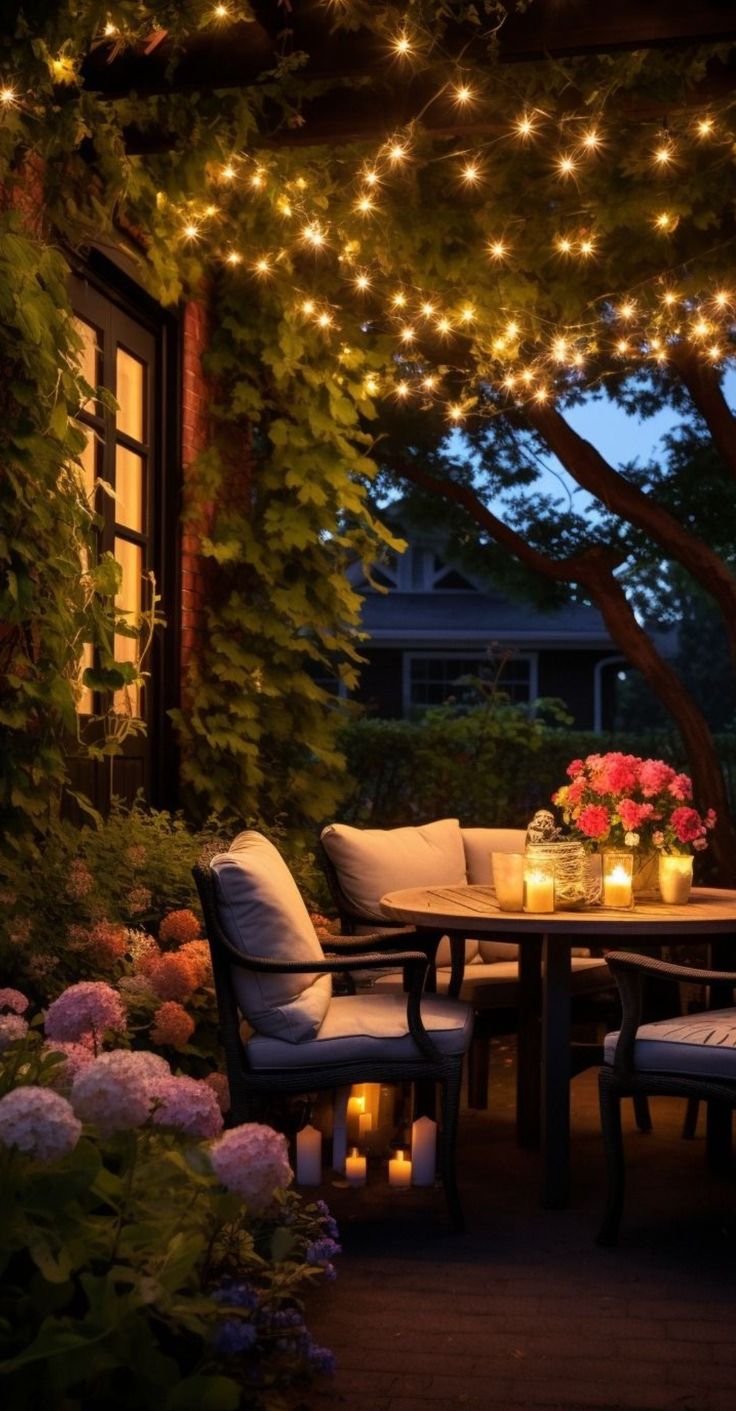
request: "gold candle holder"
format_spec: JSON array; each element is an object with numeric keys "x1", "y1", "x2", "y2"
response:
[
  {"x1": 523, "y1": 858, "x2": 555, "y2": 913},
  {"x1": 659, "y1": 854, "x2": 693, "y2": 905},
  {"x1": 602, "y1": 850, "x2": 634, "y2": 908}
]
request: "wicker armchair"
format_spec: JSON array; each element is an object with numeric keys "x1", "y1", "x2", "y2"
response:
[
  {"x1": 598, "y1": 950, "x2": 736, "y2": 1245},
  {"x1": 193, "y1": 833, "x2": 474, "y2": 1231}
]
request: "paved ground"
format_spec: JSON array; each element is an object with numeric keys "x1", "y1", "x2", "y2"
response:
[{"x1": 306, "y1": 1040, "x2": 736, "y2": 1411}]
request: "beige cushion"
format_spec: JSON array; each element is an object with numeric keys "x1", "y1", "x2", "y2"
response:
[
  {"x1": 211, "y1": 831, "x2": 331, "y2": 1043},
  {"x1": 247, "y1": 992, "x2": 473, "y2": 1070},
  {"x1": 604, "y1": 1007, "x2": 736, "y2": 1081},
  {"x1": 321, "y1": 818, "x2": 467, "y2": 923},
  {"x1": 374, "y1": 956, "x2": 611, "y2": 1008}
]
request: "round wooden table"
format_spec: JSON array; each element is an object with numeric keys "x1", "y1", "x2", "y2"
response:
[{"x1": 380, "y1": 884, "x2": 736, "y2": 1209}]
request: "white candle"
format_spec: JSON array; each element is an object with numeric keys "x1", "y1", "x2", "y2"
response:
[
  {"x1": 345, "y1": 1147, "x2": 367, "y2": 1186},
  {"x1": 603, "y1": 864, "x2": 633, "y2": 908},
  {"x1": 659, "y1": 854, "x2": 693, "y2": 905},
  {"x1": 358, "y1": 1111, "x2": 373, "y2": 1140},
  {"x1": 411, "y1": 1115, "x2": 437, "y2": 1186},
  {"x1": 388, "y1": 1148, "x2": 412, "y2": 1189},
  {"x1": 296, "y1": 1124, "x2": 322, "y2": 1186},
  {"x1": 493, "y1": 852, "x2": 524, "y2": 912},
  {"x1": 523, "y1": 868, "x2": 555, "y2": 913},
  {"x1": 332, "y1": 1086, "x2": 349, "y2": 1174}
]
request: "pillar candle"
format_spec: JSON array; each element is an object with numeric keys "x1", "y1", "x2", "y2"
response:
[
  {"x1": 603, "y1": 864, "x2": 633, "y2": 908},
  {"x1": 659, "y1": 854, "x2": 693, "y2": 905},
  {"x1": 388, "y1": 1149, "x2": 412, "y2": 1188},
  {"x1": 345, "y1": 1147, "x2": 367, "y2": 1186},
  {"x1": 411, "y1": 1115, "x2": 437, "y2": 1186},
  {"x1": 296, "y1": 1124, "x2": 322, "y2": 1186},
  {"x1": 523, "y1": 867, "x2": 555, "y2": 913}
]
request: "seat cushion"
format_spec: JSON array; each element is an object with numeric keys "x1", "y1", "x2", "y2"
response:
[
  {"x1": 210, "y1": 831, "x2": 331, "y2": 1043},
  {"x1": 321, "y1": 818, "x2": 467, "y2": 933},
  {"x1": 374, "y1": 956, "x2": 612, "y2": 1007},
  {"x1": 248, "y1": 992, "x2": 473, "y2": 1070},
  {"x1": 604, "y1": 1007, "x2": 736, "y2": 1081}
]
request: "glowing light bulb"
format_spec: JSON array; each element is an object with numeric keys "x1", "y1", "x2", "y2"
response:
[
  {"x1": 448, "y1": 403, "x2": 464, "y2": 422},
  {"x1": 400, "y1": 326, "x2": 415, "y2": 343},
  {"x1": 354, "y1": 273, "x2": 371, "y2": 292},
  {"x1": 355, "y1": 194, "x2": 375, "y2": 214},
  {"x1": 50, "y1": 55, "x2": 75, "y2": 82},
  {"x1": 461, "y1": 161, "x2": 480, "y2": 184},
  {"x1": 693, "y1": 319, "x2": 710, "y2": 338},
  {"x1": 303, "y1": 223, "x2": 325, "y2": 247},
  {"x1": 515, "y1": 112, "x2": 537, "y2": 140},
  {"x1": 391, "y1": 291, "x2": 407, "y2": 308},
  {"x1": 505, "y1": 320, "x2": 519, "y2": 339},
  {"x1": 555, "y1": 235, "x2": 573, "y2": 254},
  {"x1": 103, "y1": 21, "x2": 118, "y2": 37},
  {"x1": 533, "y1": 387, "x2": 549, "y2": 403},
  {"x1": 557, "y1": 153, "x2": 577, "y2": 178},
  {"x1": 650, "y1": 337, "x2": 662, "y2": 351},
  {"x1": 714, "y1": 290, "x2": 731, "y2": 308},
  {"x1": 572, "y1": 351, "x2": 585, "y2": 369},
  {"x1": 388, "y1": 141, "x2": 408, "y2": 164},
  {"x1": 364, "y1": 376, "x2": 379, "y2": 395},
  {"x1": 654, "y1": 211, "x2": 676, "y2": 231},
  {"x1": 552, "y1": 337, "x2": 568, "y2": 362},
  {"x1": 654, "y1": 143, "x2": 673, "y2": 166},
  {"x1": 436, "y1": 317, "x2": 452, "y2": 335},
  {"x1": 182, "y1": 222, "x2": 200, "y2": 241},
  {"x1": 503, "y1": 374, "x2": 517, "y2": 390},
  {"x1": 520, "y1": 368, "x2": 534, "y2": 385},
  {"x1": 204, "y1": 204, "x2": 217, "y2": 218},
  {"x1": 662, "y1": 290, "x2": 677, "y2": 306},
  {"x1": 697, "y1": 116, "x2": 714, "y2": 137},
  {"x1": 221, "y1": 163, "x2": 236, "y2": 181},
  {"x1": 581, "y1": 128, "x2": 601, "y2": 151},
  {"x1": 579, "y1": 237, "x2": 595, "y2": 257},
  {"x1": 213, "y1": 4, "x2": 231, "y2": 17},
  {"x1": 618, "y1": 300, "x2": 636, "y2": 320},
  {"x1": 421, "y1": 301, "x2": 436, "y2": 318},
  {"x1": 422, "y1": 374, "x2": 437, "y2": 391},
  {"x1": 301, "y1": 299, "x2": 316, "y2": 315},
  {"x1": 454, "y1": 84, "x2": 474, "y2": 106},
  {"x1": 225, "y1": 250, "x2": 242, "y2": 265},
  {"x1": 0, "y1": 85, "x2": 17, "y2": 106},
  {"x1": 392, "y1": 32, "x2": 413, "y2": 58},
  {"x1": 616, "y1": 338, "x2": 630, "y2": 355},
  {"x1": 708, "y1": 343, "x2": 722, "y2": 361},
  {"x1": 250, "y1": 170, "x2": 265, "y2": 189},
  {"x1": 488, "y1": 239, "x2": 508, "y2": 261},
  {"x1": 317, "y1": 311, "x2": 333, "y2": 328},
  {"x1": 363, "y1": 170, "x2": 379, "y2": 187},
  {"x1": 254, "y1": 257, "x2": 272, "y2": 276},
  {"x1": 459, "y1": 305, "x2": 475, "y2": 324},
  {"x1": 395, "y1": 380, "x2": 410, "y2": 398}
]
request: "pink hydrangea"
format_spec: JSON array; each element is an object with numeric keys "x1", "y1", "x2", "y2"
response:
[
  {"x1": 671, "y1": 807, "x2": 705, "y2": 846},
  {"x1": 0, "y1": 988, "x2": 29, "y2": 1015},
  {"x1": 205, "y1": 1071, "x2": 231, "y2": 1115},
  {"x1": 128, "y1": 886, "x2": 152, "y2": 915},
  {"x1": 45, "y1": 1038, "x2": 96, "y2": 1087},
  {"x1": 593, "y1": 753, "x2": 639, "y2": 796},
  {"x1": 70, "y1": 1049, "x2": 168, "y2": 1136},
  {"x1": 617, "y1": 799, "x2": 655, "y2": 831},
  {"x1": 150, "y1": 1001, "x2": 195, "y2": 1048},
  {"x1": 65, "y1": 859, "x2": 93, "y2": 900},
  {"x1": 45, "y1": 982, "x2": 126, "y2": 1045},
  {"x1": 0, "y1": 1086, "x2": 82, "y2": 1162},
  {"x1": 577, "y1": 804, "x2": 611, "y2": 841},
  {"x1": 209, "y1": 1123, "x2": 293, "y2": 1212},
  {"x1": 638, "y1": 759, "x2": 675, "y2": 798},
  {"x1": 0, "y1": 1014, "x2": 28, "y2": 1051},
  {"x1": 668, "y1": 773, "x2": 694, "y2": 802},
  {"x1": 149, "y1": 1075, "x2": 224, "y2": 1139}
]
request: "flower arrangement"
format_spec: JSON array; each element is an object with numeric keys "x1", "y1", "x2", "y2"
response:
[
  {"x1": 552, "y1": 753, "x2": 716, "y2": 855},
  {"x1": 0, "y1": 1007, "x2": 339, "y2": 1411}
]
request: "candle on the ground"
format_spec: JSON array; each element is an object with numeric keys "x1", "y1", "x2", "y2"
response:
[
  {"x1": 659, "y1": 854, "x2": 693, "y2": 905},
  {"x1": 411, "y1": 1115, "x2": 437, "y2": 1186},
  {"x1": 345, "y1": 1147, "x2": 367, "y2": 1186},
  {"x1": 523, "y1": 862, "x2": 555, "y2": 913},
  {"x1": 296, "y1": 1124, "x2": 322, "y2": 1185},
  {"x1": 603, "y1": 853, "x2": 634, "y2": 908},
  {"x1": 388, "y1": 1149, "x2": 412, "y2": 1188},
  {"x1": 493, "y1": 851, "x2": 524, "y2": 911}
]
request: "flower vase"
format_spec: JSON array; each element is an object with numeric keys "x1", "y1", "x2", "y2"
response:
[{"x1": 632, "y1": 850, "x2": 660, "y2": 900}]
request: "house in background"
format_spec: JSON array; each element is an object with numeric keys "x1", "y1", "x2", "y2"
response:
[{"x1": 347, "y1": 520, "x2": 627, "y2": 729}]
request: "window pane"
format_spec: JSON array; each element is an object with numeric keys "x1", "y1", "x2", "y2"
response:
[
  {"x1": 116, "y1": 347, "x2": 145, "y2": 442},
  {"x1": 78, "y1": 642, "x2": 94, "y2": 716},
  {"x1": 408, "y1": 656, "x2": 531, "y2": 709},
  {"x1": 114, "y1": 536, "x2": 143, "y2": 717},
  {"x1": 115, "y1": 444, "x2": 144, "y2": 532},
  {"x1": 78, "y1": 425, "x2": 97, "y2": 502},
  {"x1": 74, "y1": 317, "x2": 99, "y2": 412}
]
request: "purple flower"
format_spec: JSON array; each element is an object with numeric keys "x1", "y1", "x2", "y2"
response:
[
  {"x1": 315, "y1": 1200, "x2": 340, "y2": 1240},
  {"x1": 214, "y1": 1318, "x2": 257, "y2": 1356},
  {"x1": 306, "y1": 1236, "x2": 341, "y2": 1266},
  {"x1": 307, "y1": 1342, "x2": 337, "y2": 1375},
  {"x1": 212, "y1": 1280, "x2": 260, "y2": 1312}
]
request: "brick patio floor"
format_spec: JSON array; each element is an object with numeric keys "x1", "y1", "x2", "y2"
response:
[{"x1": 306, "y1": 1039, "x2": 736, "y2": 1411}]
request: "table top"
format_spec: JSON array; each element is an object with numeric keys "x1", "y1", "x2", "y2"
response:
[{"x1": 380, "y1": 884, "x2": 736, "y2": 937}]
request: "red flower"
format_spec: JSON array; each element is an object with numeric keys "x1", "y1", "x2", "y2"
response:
[
  {"x1": 670, "y1": 807, "x2": 705, "y2": 845},
  {"x1": 577, "y1": 804, "x2": 611, "y2": 840}
]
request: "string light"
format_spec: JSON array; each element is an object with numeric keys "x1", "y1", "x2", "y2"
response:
[
  {"x1": 618, "y1": 300, "x2": 636, "y2": 320},
  {"x1": 182, "y1": 222, "x2": 200, "y2": 241},
  {"x1": 0, "y1": 85, "x2": 17, "y2": 106},
  {"x1": 505, "y1": 320, "x2": 519, "y2": 339},
  {"x1": 421, "y1": 300, "x2": 436, "y2": 318},
  {"x1": 487, "y1": 239, "x2": 509, "y2": 261},
  {"x1": 653, "y1": 142, "x2": 674, "y2": 166},
  {"x1": 391, "y1": 291, "x2": 407, "y2": 308},
  {"x1": 355, "y1": 194, "x2": 376, "y2": 214},
  {"x1": 447, "y1": 402, "x2": 464, "y2": 421},
  {"x1": 459, "y1": 305, "x2": 475, "y2": 324},
  {"x1": 395, "y1": 380, "x2": 410, "y2": 398},
  {"x1": 557, "y1": 153, "x2": 578, "y2": 178},
  {"x1": 250, "y1": 169, "x2": 265, "y2": 189},
  {"x1": 460, "y1": 160, "x2": 481, "y2": 185},
  {"x1": 533, "y1": 386, "x2": 549, "y2": 403},
  {"x1": 103, "y1": 21, "x2": 118, "y2": 37},
  {"x1": 654, "y1": 211, "x2": 677, "y2": 231},
  {"x1": 422, "y1": 374, "x2": 437, "y2": 390},
  {"x1": 581, "y1": 128, "x2": 602, "y2": 151},
  {"x1": 301, "y1": 298, "x2": 316, "y2": 315},
  {"x1": 354, "y1": 272, "x2": 371, "y2": 292},
  {"x1": 714, "y1": 289, "x2": 732, "y2": 309},
  {"x1": 515, "y1": 112, "x2": 539, "y2": 140},
  {"x1": 220, "y1": 163, "x2": 236, "y2": 182},
  {"x1": 364, "y1": 375, "x2": 379, "y2": 395},
  {"x1": 579, "y1": 237, "x2": 596, "y2": 257},
  {"x1": 363, "y1": 170, "x2": 379, "y2": 187},
  {"x1": 254, "y1": 256, "x2": 272, "y2": 276},
  {"x1": 388, "y1": 141, "x2": 408, "y2": 164},
  {"x1": 436, "y1": 316, "x2": 453, "y2": 335},
  {"x1": 317, "y1": 311, "x2": 333, "y2": 328},
  {"x1": 555, "y1": 235, "x2": 573, "y2": 254},
  {"x1": 399, "y1": 326, "x2": 415, "y2": 343},
  {"x1": 453, "y1": 83, "x2": 474, "y2": 106},
  {"x1": 662, "y1": 290, "x2": 678, "y2": 306},
  {"x1": 225, "y1": 250, "x2": 242, "y2": 265},
  {"x1": 213, "y1": 4, "x2": 231, "y2": 18},
  {"x1": 615, "y1": 338, "x2": 630, "y2": 355},
  {"x1": 392, "y1": 32, "x2": 414, "y2": 58},
  {"x1": 708, "y1": 343, "x2": 722, "y2": 362},
  {"x1": 696, "y1": 116, "x2": 715, "y2": 137},
  {"x1": 302, "y1": 223, "x2": 326, "y2": 247}
]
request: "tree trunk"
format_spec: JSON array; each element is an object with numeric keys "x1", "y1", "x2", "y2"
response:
[
  {"x1": 669, "y1": 346, "x2": 736, "y2": 482},
  {"x1": 390, "y1": 457, "x2": 736, "y2": 884}
]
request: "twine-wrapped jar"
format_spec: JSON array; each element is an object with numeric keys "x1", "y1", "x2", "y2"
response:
[{"x1": 525, "y1": 839, "x2": 600, "y2": 910}]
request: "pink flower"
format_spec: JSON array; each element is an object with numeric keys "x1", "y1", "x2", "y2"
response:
[
  {"x1": 668, "y1": 773, "x2": 694, "y2": 802},
  {"x1": 671, "y1": 807, "x2": 705, "y2": 845},
  {"x1": 617, "y1": 799, "x2": 655, "y2": 831},
  {"x1": 70, "y1": 1049, "x2": 169, "y2": 1137},
  {"x1": 205, "y1": 1071, "x2": 231, "y2": 1115},
  {"x1": 693, "y1": 837, "x2": 708, "y2": 851},
  {"x1": 159, "y1": 910, "x2": 201, "y2": 945},
  {"x1": 0, "y1": 988, "x2": 29, "y2": 1015},
  {"x1": 127, "y1": 887, "x2": 152, "y2": 916},
  {"x1": 87, "y1": 921, "x2": 127, "y2": 969},
  {"x1": 65, "y1": 860, "x2": 93, "y2": 900},
  {"x1": 595, "y1": 753, "x2": 639, "y2": 796},
  {"x1": 705, "y1": 809, "x2": 717, "y2": 830},
  {"x1": 45, "y1": 982, "x2": 126, "y2": 1045},
  {"x1": 150, "y1": 1001, "x2": 195, "y2": 1048},
  {"x1": 149, "y1": 1075, "x2": 224, "y2": 1139},
  {"x1": 577, "y1": 804, "x2": 611, "y2": 841},
  {"x1": 45, "y1": 1038, "x2": 96, "y2": 1087},
  {"x1": 638, "y1": 759, "x2": 676, "y2": 798},
  {"x1": 566, "y1": 777, "x2": 586, "y2": 805},
  {"x1": 209, "y1": 1124, "x2": 293, "y2": 1212},
  {"x1": 566, "y1": 759, "x2": 584, "y2": 778},
  {"x1": 0, "y1": 1015, "x2": 28, "y2": 1050},
  {"x1": 0, "y1": 1086, "x2": 82, "y2": 1162}
]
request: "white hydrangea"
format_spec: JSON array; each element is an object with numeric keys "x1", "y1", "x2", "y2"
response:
[
  {"x1": 209, "y1": 1123, "x2": 293, "y2": 1213},
  {"x1": 70, "y1": 1049, "x2": 169, "y2": 1137},
  {"x1": 0, "y1": 1086, "x2": 82, "y2": 1161}
]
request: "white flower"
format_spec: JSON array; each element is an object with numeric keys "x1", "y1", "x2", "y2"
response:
[
  {"x1": 209, "y1": 1123, "x2": 292, "y2": 1212},
  {"x1": 0, "y1": 1086, "x2": 82, "y2": 1162},
  {"x1": 624, "y1": 832, "x2": 640, "y2": 848},
  {"x1": 70, "y1": 1049, "x2": 169, "y2": 1137},
  {"x1": 0, "y1": 1014, "x2": 28, "y2": 1051}
]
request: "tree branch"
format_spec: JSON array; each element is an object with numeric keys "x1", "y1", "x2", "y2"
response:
[{"x1": 669, "y1": 345, "x2": 736, "y2": 482}]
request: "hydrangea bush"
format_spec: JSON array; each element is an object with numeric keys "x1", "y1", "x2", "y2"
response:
[{"x1": 0, "y1": 1011, "x2": 339, "y2": 1411}]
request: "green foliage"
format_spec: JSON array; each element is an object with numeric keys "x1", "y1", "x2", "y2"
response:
[{"x1": 0, "y1": 1027, "x2": 338, "y2": 1411}]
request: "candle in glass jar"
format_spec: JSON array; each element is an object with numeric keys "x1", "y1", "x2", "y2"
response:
[
  {"x1": 296, "y1": 1124, "x2": 322, "y2": 1185},
  {"x1": 523, "y1": 864, "x2": 555, "y2": 913},
  {"x1": 493, "y1": 852, "x2": 525, "y2": 911},
  {"x1": 603, "y1": 863, "x2": 633, "y2": 908},
  {"x1": 388, "y1": 1149, "x2": 412, "y2": 1188},
  {"x1": 345, "y1": 1147, "x2": 367, "y2": 1186},
  {"x1": 659, "y1": 854, "x2": 693, "y2": 905}
]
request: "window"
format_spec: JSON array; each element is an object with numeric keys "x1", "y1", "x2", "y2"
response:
[{"x1": 404, "y1": 653, "x2": 534, "y2": 712}]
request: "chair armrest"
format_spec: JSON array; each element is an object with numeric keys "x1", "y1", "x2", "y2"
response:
[
  {"x1": 605, "y1": 950, "x2": 736, "y2": 1075},
  {"x1": 322, "y1": 927, "x2": 417, "y2": 956}
]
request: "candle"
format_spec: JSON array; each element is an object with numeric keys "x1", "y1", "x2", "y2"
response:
[
  {"x1": 523, "y1": 863, "x2": 555, "y2": 913},
  {"x1": 332, "y1": 1086, "x2": 349, "y2": 1174},
  {"x1": 388, "y1": 1148, "x2": 412, "y2": 1189},
  {"x1": 492, "y1": 852, "x2": 524, "y2": 911},
  {"x1": 411, "y1": 1115, "x2": 437, "y2": 1186},
  {"x1": 659, "y1": 854, "x2": 693, "y2": 905},
  {"x1": 358, "y1": 1111, "x2": 373, "y2": 1140},
  {"x1": 345, "y1": 1147, "x2": 367, "y2": 1186},
  {"x1": 296, "y1": 1124, "x2": 322, "y2": 1185},
  {"x1": 346, "y1": 1092, "x2": 365, "y2": 1143},
  {"x1": 603, "y1": 855, "x2": 633, "y2": 908}
]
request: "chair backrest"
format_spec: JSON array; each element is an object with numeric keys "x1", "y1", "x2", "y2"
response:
[
  {"x1": 207, "y1": 831, "x2": 332, "y2": 1043},
  {"x1": 461, "y1": 827, "x2": 527, "y2": 884}
]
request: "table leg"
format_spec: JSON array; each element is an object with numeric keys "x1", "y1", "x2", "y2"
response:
[
  {"x1": 517, "y1": 935, "x2": 542, "y2": 1148},
  {"x1": 541, "y1": 933, "x2": 572, "y2": 1210}
]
